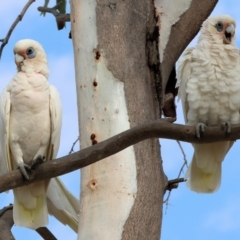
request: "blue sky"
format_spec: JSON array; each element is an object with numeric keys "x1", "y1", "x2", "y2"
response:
[{"x1": 0, "y1": 1, "x2": 240, "y2": 240}]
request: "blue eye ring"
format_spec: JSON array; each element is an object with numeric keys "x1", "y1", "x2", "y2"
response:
[
  {"x1": 216, "y1": 21, "x2": 223, "y2": 32},
  {"x1": 26, "y1": 47, "x2": 36, "y2": 59}
]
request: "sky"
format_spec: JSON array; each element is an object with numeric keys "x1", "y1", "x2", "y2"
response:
[{"x1": 0, "y1": 1, "x2": 240, "y2": 240}]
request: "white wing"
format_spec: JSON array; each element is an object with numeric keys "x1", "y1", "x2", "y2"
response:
[
  {"x1": 47, "y1": 85, "x2": 62, "y2": 160},
  {"x1": 47, "y1": 177, "x2": 79, "y2": 232},
  {"x1": 0, "y1": 87, "x2": 12, "y2": 174},
  {"x1": 176, "y1": 47, "x2": 194, "y2": 123}
]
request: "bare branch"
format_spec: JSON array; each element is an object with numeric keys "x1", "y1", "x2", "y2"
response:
[
  {"x1": 69, "y1": 137, "x2": 79, "y2": 154},
  {"x1": 37, "y1": 6, "x2": 70, "y2": 22},
  {"x1": 0, "y1": 205, "x2": 14, "y2": 240},
  {"x1": 176, "y1": 140, "x2": 188, "y2": 179},
  {"x1": 164, "y1": 141, "x2": 188, "y2": 206},
  {"x1": 161, "y1": 0, "x2": 218, "y2": 93},
  {"x1": 0, "y1": 205, "x2": 13, "y2": 217},
  {"x1": 164, "y1": 177, "x2": 187, "y2": 206},
  {"x1": 36, "y1": 227, "x2": 57, "y2": 240},
  {"x1": 1, "y1": 119, "x2": 240, "y2": 193},
  {"x1": 0, "y1": 204, "x2": 57, "y2": 240},
  {"x1": 0, "y1": 0, "x2": 35, "y2": 59},
  {"x1": 166, "y1": 178, "x2": 186, "y2": 191}
]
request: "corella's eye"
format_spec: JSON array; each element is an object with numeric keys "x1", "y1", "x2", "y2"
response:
[
  {"x1": 26, "y1": 47, "x2": 36, "y2": 59},
  {"x1": 216, "y1": 21, "x2": 223, "y2": 32}
]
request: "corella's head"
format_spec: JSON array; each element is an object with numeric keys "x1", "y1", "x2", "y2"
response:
[
  {"x1": 200, "y1": 15, "x2": 236, "y2": 45},
  {"x1": 14, "y1": 39, "x2": 49, "y2": 78}
]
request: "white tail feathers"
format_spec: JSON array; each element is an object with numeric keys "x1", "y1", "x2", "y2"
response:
[
  {"x1": 47, "y1": 177, "x2": 79, "y2": 232},
  {"x1": 185, "y1": 142, "x2": 232, "y2": 193},
  {"x1": 185, "y1": 153, "x2": 221, "y2": 193},
  {"x1": 13, "y1": 188, "x2": 48, "y2": 229},
  {"x1": 13, "y1": 177, "x2": 79, "y2": 232}
]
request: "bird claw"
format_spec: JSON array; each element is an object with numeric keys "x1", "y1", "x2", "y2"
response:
[
  {"x1": 31, "y1": 155, "x2": 46, "y2": 170},
  {"x1": 17, "y1": 162, "x2": 31, "y2": 180},
  {"x1": 196, "y1": 122, "x2": 206, "y2": 139},
  {"x1": 221, "y1": 121, "x2": 231, "y2": 134}
]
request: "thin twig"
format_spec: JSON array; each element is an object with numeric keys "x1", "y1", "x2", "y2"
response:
[
  {"x1": 166, "y1": 178, "x2": 186, "y2": 191},
  {"x1": 0, "y1": 0, "x2": 35, "y2": 59},
  {"x1": 164, "y1": 141, "x2": 188, "y2": 209},
  {"x1": 163, "y1": 178, "x2": 186, "y2": 213},
  {"x1": 0, "y1": 119, "x2": 240, "y2": 193},
  {"x1": 163, "y1": 177, "x2": 186, "y2": 209},
  {"x1": 176, "y1": 140, "x2": 188, "y2": 178},
  {"x1": 69, "y1": 137, "x2": 79, "y2": 154}
]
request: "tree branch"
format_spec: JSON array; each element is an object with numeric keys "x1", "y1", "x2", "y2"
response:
[
  {"x1": 0, "y1": 205, "x2": 14, "y2": 240},
  {"x1": 35, "y1": 227, "x2": 57, "y2": 240},
  {"x1": 0, "y1": 204, "x2": 57, "y2": 240},
  {"x1": 160, "y1": 0, "x2": 218, "y2": 120},
  {"x1": 161, "y1": 0, "x2": 218, "y2": 92},
  {"x1": 166, "y1": 178, "x2": 186, "y2": 191},
  {"x1": 37, "y1": 6, "x2": 70, "y2": 23},
  {"x1": 163, "y1": 141, "x2": 188, "y2": 207},
  {"x1": 176, "y1": 140, "x2": 188, "y2": 179},
  {"x1": 0, "y1": 0, "x2": 35, "y2": 59},
  {"x1": 69, "y1": 136, "x2": 79, "y2": 154},
  {"x1": 1, "y1": 118, "x2": 240, "y2": 193}
]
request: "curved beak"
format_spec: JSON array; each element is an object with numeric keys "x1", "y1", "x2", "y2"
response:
[
  {"x1": 15, "y1": 53, "x2": 24, "y2": 63},
  {"x1": 224, "y1": 23, "x2": 235, "y2": 44}
]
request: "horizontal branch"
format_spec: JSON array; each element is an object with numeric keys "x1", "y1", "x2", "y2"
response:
[{"x1": 1, "y1": 118, "x2": 240, "y2": 193}]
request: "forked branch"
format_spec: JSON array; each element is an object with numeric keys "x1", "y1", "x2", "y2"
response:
[{"x1": 37, "y1": 5, "x2": 70, "y2": 23}]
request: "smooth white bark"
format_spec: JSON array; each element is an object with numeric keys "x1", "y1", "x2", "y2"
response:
[
  {"x1": 155, "y1": 0, "x2": 192, "y2": 62},
  {"x1": 71, "y1": 1, "x2": 137, "y2": 239}
]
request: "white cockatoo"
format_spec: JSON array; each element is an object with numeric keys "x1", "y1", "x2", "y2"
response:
[
  {"x1": 0, "y1": 39, "x2": 79, "y2": 231},
  {"x1": 176, "y1": 15, "x2": 240, "y2": 193}
]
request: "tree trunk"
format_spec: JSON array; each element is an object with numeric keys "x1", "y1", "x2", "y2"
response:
[
  {"x1": 70, "y1": 0, "x2": 218, "y2": 239},
  {"x1": 71, "y1": 0, "x2": 166, "y2": 239}
]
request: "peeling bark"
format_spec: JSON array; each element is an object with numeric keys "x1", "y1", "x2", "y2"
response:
[
  {"x1": 71, "y1": 0, "x2": 167, "y2": 239},
  {"x1": 71, "y1": 0, "x2": 138, "y2": 239},
  {"x1": 95, "y1": 1, "x2": 167, "y2": 239}
]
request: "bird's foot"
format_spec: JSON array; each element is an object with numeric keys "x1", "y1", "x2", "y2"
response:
[
  {"x1": 17, "y1": 161, "x2": 31, "y2": 180},
  {"x1": 221, "y1": 121, "x2": 231, "y2": 134},
  {"x1": 31, "y1": 155, "x2": 46, "y2": 170},
  {"x1": 196, "y1": 122, "x2": 206, "y2": 139}
]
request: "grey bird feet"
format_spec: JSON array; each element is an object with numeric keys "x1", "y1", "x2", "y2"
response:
[
  {"x1": 196, "y1": 122, "x2": 206, "y2": 139},
  {"x1": 17, "y1": 161, "x2": 31, "y2": 180},
  {"x1": 31, "y1": 155, "x2": 46, "y2": 170},
  {"x1": 17, "y1": 155, "x2": 46, "y2": 180},
  {"x1": 221, "y1": 121, "x2": 231, "y2": 134}
]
